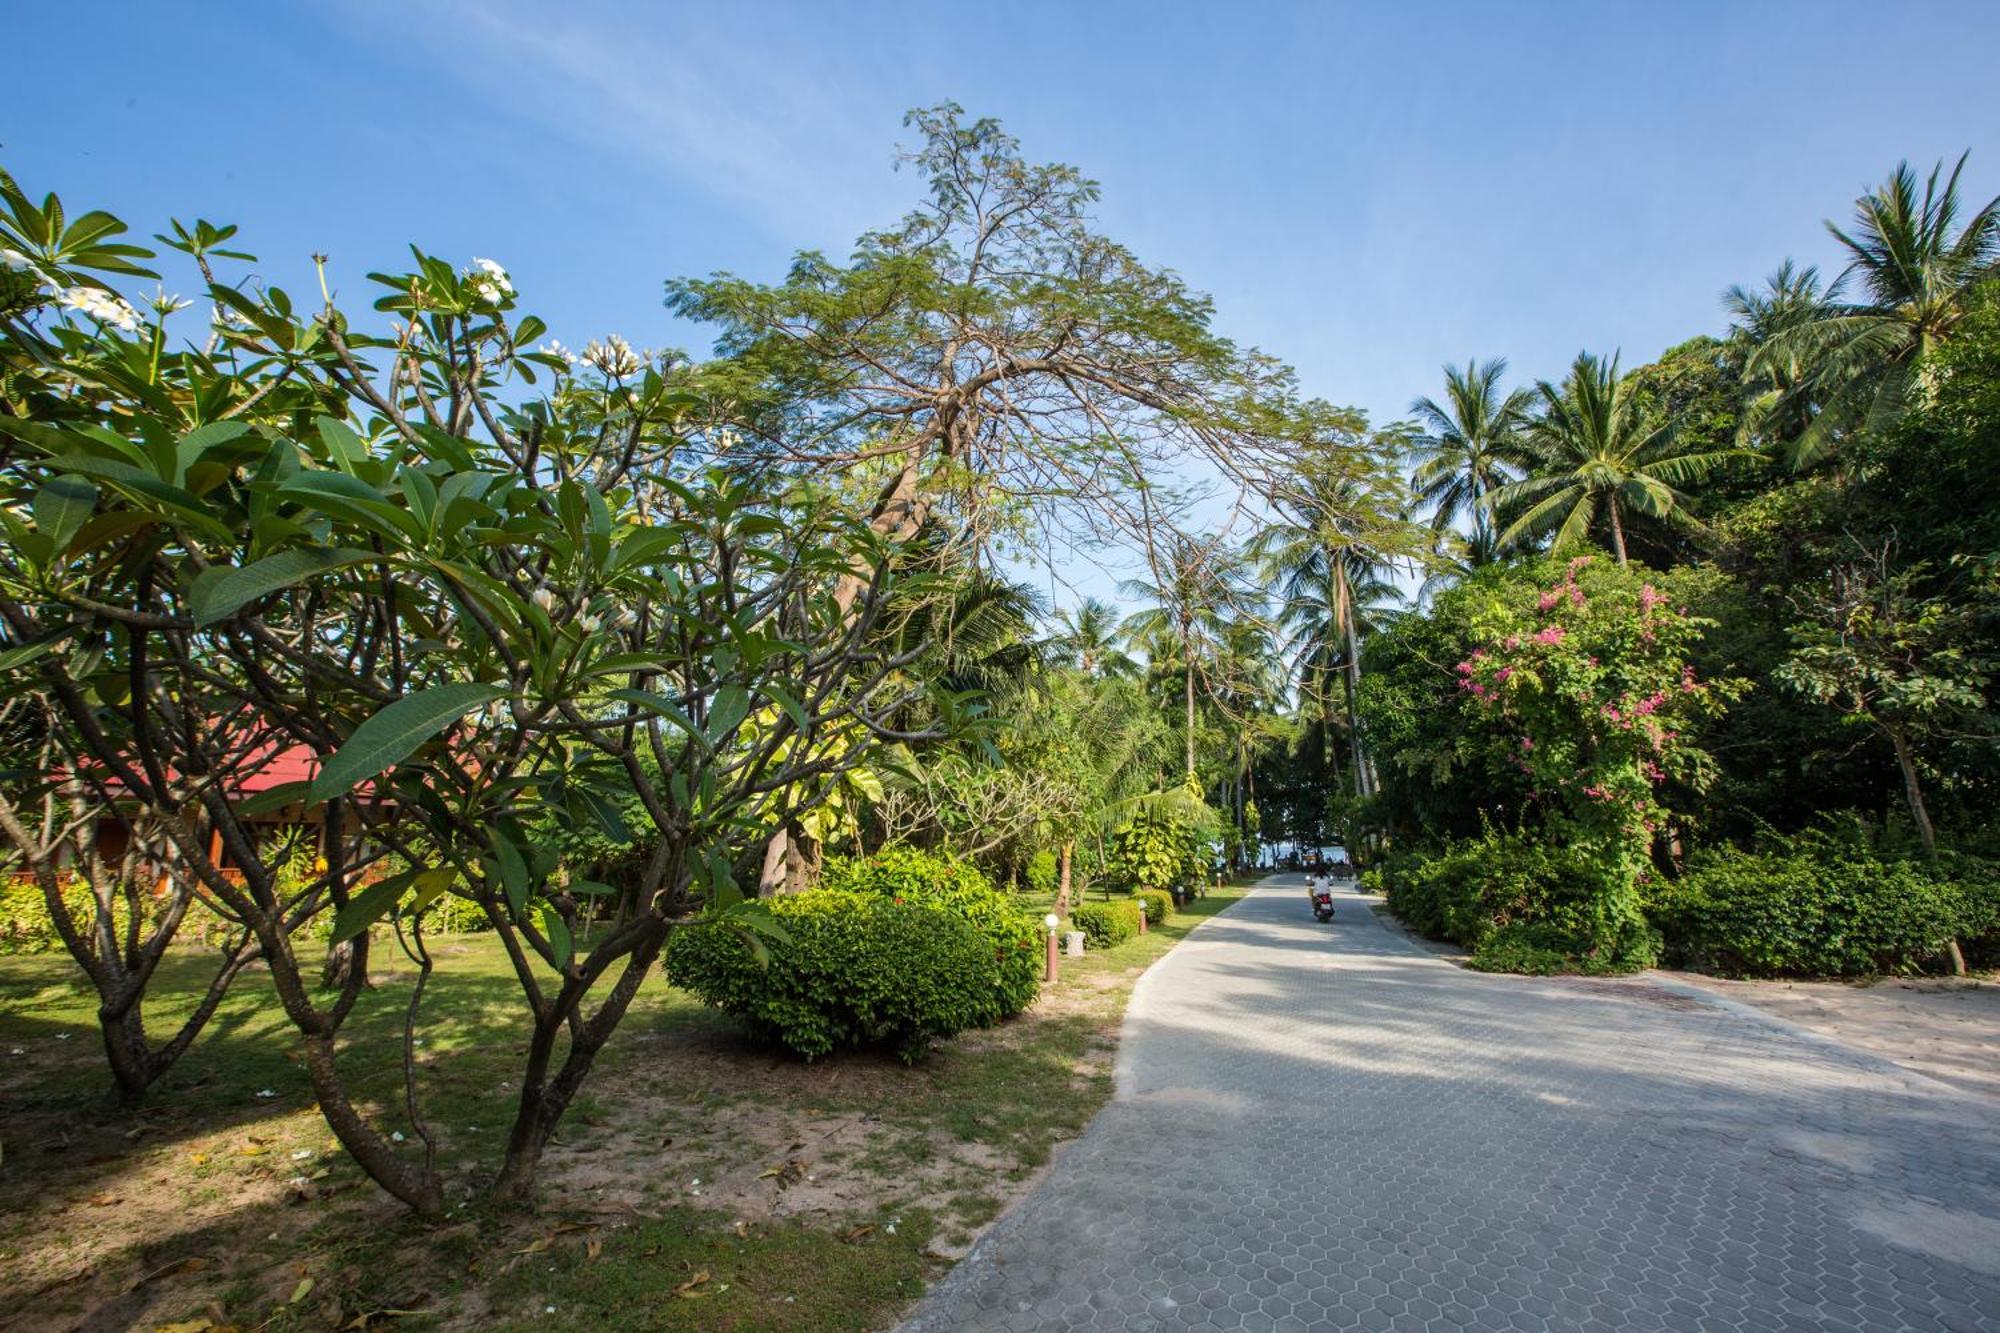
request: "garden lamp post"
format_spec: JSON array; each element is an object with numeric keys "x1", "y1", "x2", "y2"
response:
[{"x1": 1044, "y1": 913, "x2": 1061, "y2": 982}]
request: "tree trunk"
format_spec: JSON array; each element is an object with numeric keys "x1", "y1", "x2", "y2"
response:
[
  {"x1": 322, "y1": 938, "x2": 367, "y2": 990},
  {"x1": 1607, "y1": 499, "x2": 1629, "y2": 566},
  {"x1": 1888, "y1": 727, "x2": 1938, "y2": 859},
  {"x1": 757, "y1": 825, "x2": 790, "y2": 897},
  {"x1": 99, "y1": 1000, "x2": 157, "y2": 1106},
  {"x1": 1333, "y1": 558, "x2": 1373, "y2": 799},
  {"x1": 1887, "y1": 726, "x2": 1963, "y2": 975},
  {"x1": 1057, "y1": 840, "x2": 1073, "y2": 913},
  {"x1": 1183, "y1": 641, "x2": 1197, "y2": 780}
]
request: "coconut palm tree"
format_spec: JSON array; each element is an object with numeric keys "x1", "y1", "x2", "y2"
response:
[
  {"x1": 1408, "y1": 358, "x2": 1532, "y2": 557},
  {"x1": 1250, "y1": 471, "x2": 1412, "y2": 798},
  {"x1": 1119, "y1": 536, "x2": 1245, "y2": 780},
  {"x1": 1488, "y1": 352, "x2": 1744, "y2": 565},
  {"x1": 1755, "y1": 154, "x2": 1999, "y2": 469},
  {"x1": 1725, "y1": 259, "x2": 1834, "y2": 450},
  {"x1": 1051, "y1": 596, "x2": 1139, "y2": 678}
]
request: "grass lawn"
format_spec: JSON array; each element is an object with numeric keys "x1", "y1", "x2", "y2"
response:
[{"x1": 0, "y1": 881, "x2": 1250, "y2": 1331}]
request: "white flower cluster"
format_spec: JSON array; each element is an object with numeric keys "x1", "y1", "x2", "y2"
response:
[
  {"x1": 543, "y1": 338, "x2": 581, "y2": 369},
  {"x1": 467, "y1": 256, "x2": 514, "y2": 305},
  {"x1": 60, "y1": 286, "x2": 142, "y2": 332},
  {"x1": 584, "y1": 334, "x2": 643, "y2": 377}
]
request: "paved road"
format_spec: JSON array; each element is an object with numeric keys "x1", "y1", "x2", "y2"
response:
[{"x1": 901, "y1": 876, "x2": 2000, "y2": 1332}]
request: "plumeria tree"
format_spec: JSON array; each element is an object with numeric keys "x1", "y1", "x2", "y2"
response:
[
  {"x1": 0, "y1": 169, "x2": 956, "y2": 1214},
  {"x1": 1454, "y1": 558, "x2": 1744, "y2": 961}
]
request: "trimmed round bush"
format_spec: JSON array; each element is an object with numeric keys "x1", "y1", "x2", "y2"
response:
[
  {"x1": 663, "y1": 889, "x2": 991, "y2": 1061},
  {"x1": 820, "y1": 845, "x2": 1040, "y2": 1023},
  {"x1": 1652, "y1": 842, "x2": 1986, "y2": 977},
  {"x1": 1133, "y1": 888, "x2": 1174, "y2": 926},
  {"x1": 1070, "y1": 899, "x2": 1142, "y2": 948}
]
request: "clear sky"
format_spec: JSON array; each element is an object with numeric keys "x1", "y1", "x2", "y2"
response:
[{"x1": 7, "y1": 1, "x2": 1997, "y2": 595}]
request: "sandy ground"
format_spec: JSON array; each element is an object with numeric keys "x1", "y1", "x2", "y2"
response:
[
  {"x1": 1368, "y1": 902, "x2": 1999, "y2": 1103},
  {"x1": 1664, "y1": 970, "x2": 2000, "y2": 1101}
]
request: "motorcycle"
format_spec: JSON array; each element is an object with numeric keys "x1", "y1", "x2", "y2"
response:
[{"x1": 1310, "y1": 881, "x2": 1336, "y2": 922}]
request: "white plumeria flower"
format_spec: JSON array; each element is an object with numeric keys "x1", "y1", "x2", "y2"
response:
[
  {"x1": 531, "y1": 587, "x2": 557, "y2": 614},
  {"x1": 544, "y1": 338, "x2": 581, "y2": 368},
  {"x1": 151, "y1": 289, "x2": 193, "y2": 316},
  {"x1": 471, "y1": 257, "x2": 513, "y2": 293},
  {"x1": 60, "y1": 286, "x2": 141, "y2": 332},
  {"x1": 1, "y1": 247, "x2": 32, "y2": 271},
  {"x1": 584, "y1": 334, "x2": 641, "y2": 377}
]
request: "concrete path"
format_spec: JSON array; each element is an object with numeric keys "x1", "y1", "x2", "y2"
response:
[{"x1": 900, "y1": 876, "x2": 2000, "y2": 1332}]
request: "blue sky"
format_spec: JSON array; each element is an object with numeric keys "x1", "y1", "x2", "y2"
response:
[{"x1": 7, "y1": 1, "x2": 1998, "y2": 597}]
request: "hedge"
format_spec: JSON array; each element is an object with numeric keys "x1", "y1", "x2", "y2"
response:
[
  {"x1": 2, "y1": 867, "x2": 493, "y2": 956},
  {"x1": 1378, "y1": 831, "x2": 1657, "y2": 974},
  {"x1": 1650, "y1": 837, "x2": 2000, "y2": 977},
  {"x1": 663, "y1": 889, "x2": 991, "y2": 1061},
  {"x1": 1133, "y1": 888, "x2": 1174, "y2": 927}
]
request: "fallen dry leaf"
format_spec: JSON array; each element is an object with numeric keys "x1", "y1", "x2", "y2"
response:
[
  {"x1": 842, "y1": 1224, "x2": 875, "y2": 1244},
  {"x1": 672, "y1": 1271, "x2": 713, "y2": 1298},
  {"x1": 584, "y1": 1238, "x2": 603, "y2": 1262}
]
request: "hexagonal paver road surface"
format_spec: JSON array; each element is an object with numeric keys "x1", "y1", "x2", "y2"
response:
[{"x1": 900, "y1": 875, "x2": 2000, "y2": 1332}]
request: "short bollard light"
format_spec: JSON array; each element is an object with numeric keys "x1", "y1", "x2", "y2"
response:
[
  {"x1": 1044, "y1": 912, "x2": 1061, "y2": 982},
  {"x1": 1137, "y1": 900, "x2": 1148, "y2": 935}
]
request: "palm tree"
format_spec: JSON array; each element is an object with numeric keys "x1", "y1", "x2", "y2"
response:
[
  {"x1": 1120, "y1": 536, "x2": 1243, "y2": 781},
  {"x1": 1250, "y1": 468, "x2": 1412, "y2": 798},
  {"x1": 1051, "y1": 597, "x2": 1139, "y2": 678},
  {"x1": 1408, "y1": 358, "x2": 1532, "y2": 557},
  {"x1": 1488, "y1": 352, "x2": 1742, "y2": 565},
  {"x1": 1725, "y1": 259, "x2": 1833, "y2": 449},
  {"x1": 1755, "y1": 154, "x2": 1999, "y2": 468}
]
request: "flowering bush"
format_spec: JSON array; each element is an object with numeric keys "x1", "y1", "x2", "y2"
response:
[{"x1": 1453, "y1": 558, "x2": 1744, "y2": 965}]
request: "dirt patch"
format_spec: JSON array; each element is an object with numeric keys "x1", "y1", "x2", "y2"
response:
[{"x1": 1664, "y1": 971, "x2": 2000, "y2": 1100}]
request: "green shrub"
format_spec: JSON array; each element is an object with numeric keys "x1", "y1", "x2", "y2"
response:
[
  {"x1": 663, "y1": 889, "x2": 991, "y2": 1061},
  {"x1": 1471, "y1": 921, "x2": 1657, "y2": 976},
  {"x1": 1026, "y1": 849, "x2": 1060, "y2": 901},
  {"x1": 1651, "y1": 835, "x2": 1992, "y2": 977},
  {"x1": 1133, "y1": 888, "x2": 1174, "y2": 927},
  {"x1": 1, "y1": 876, "x2": 68, "y2": 954},
  {"x1": 1104, "y1": 788, "x2": 1213, "y2": 896},
  {"x1": 1383, "y1": 829, "x2": 1657, "y2": 973},
  {"x1": 1070, "y1": 899, "x2": 1142, "y2": 949},
  {"x1": 819, "y1": 844, "x2": 1039, "y2": 1023}
]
